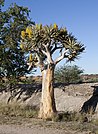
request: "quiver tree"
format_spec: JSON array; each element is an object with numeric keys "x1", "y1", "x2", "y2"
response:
[{"x1": 21, "y1": 24, "x2": 85, "y2": 119}]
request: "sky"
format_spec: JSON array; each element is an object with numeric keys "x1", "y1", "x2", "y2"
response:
[{"x1": 3, "y1": 0, "x2": 98, "y2": 74}]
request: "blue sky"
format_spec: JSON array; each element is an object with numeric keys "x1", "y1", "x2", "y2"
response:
[{"x1": 3, "y1": 0, "x2": 98, "y2": 74}]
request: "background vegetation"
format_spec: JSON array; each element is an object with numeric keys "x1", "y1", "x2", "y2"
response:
[{"x1": 55, "y1": 65, "x2": 84, "y2": 84}]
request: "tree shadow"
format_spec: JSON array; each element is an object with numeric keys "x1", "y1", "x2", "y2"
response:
[
  {"x1": 0, "y1": 83, "x2": 42, "y2": 103},
  {"x1": 80, "y1": 85, "x2": 98, "y2": 113}
]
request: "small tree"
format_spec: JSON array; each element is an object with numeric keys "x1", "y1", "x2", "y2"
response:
[
  {"x1": 21, "y1": 24, "x2": 85, "y2": 119},
  {"x1": 55, "y1": 65, "x2": 84, "y2": 84}
]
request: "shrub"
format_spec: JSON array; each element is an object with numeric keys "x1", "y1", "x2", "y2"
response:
[{"x1": 55, "y1": 65, "x2": 84, "y2": 84}]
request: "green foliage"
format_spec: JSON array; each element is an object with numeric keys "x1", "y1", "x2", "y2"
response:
[
  {"x1": 55, "y1": 65, "x2": 83, "y2": 84},
  {"x1": 85, "y1": 78, "x2": 98, "y2": 83},
  {"x1": 0, "y1": 3, "x2": 35, "y2": 78},
  {"x1": 20, "y1": 24, "x2": 85, "y2": 70},
  {"x1": 90, "y1": 78, "x2": 98, "y2": 83}
]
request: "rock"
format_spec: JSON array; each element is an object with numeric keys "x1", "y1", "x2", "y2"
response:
[{"x1": 0, "y1": 82, "x2": 98, "y2": 115}]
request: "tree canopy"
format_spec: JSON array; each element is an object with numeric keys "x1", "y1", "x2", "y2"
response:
[
  {"x1": 0, "y1": 2, "x2": 35, "y2": 78},
  {"x1": 21, "y1": 24, "x2": 85, "y2": 70}
]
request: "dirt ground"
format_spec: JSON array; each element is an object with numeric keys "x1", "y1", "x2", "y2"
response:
[
  {"x1": 0, "y1": 117, "x2": 96, "y2": 134},
  {"x1": 0, "y1": 124, "x2": 70, "y2": 134},
  {"x1": 0, "y1": 124, "x2": 91, "y2": 134}
]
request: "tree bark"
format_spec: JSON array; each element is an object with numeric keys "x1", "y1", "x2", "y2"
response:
[{"x1": 38, "y1": 64, "x2": 56, "y2": 119}]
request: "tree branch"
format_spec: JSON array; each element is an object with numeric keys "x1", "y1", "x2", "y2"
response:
[
  {"x1": 50, "y1": 42, "x2": 63, "y2": 55},
  {"x1": 42, "y1": 43, "x2": 54, "y2": 64},
  {"x1": 40, "y1": 49, "x2": 47, "y2": 56},
  {"x1": 51, "y1": 46, "x2": 63, "y2": 55},
  {"x1": 54, "y1": 49, "x2": 69, "y2": 64}
]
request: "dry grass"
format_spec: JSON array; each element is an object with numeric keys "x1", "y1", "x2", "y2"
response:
[
  {"x1": 0, "y1": 103, "x2": 38, "y2": 118},
  {"x1": 53, "y1": 111, "x2": 91, "y2": 122},
  {"x1": 0, "y1": 103, "x2": 98, "y2": 134},
  {"x1": 52, "y1": 111, "x2": 98, "y2": 133}
]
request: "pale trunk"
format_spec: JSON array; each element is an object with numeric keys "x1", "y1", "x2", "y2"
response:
[{"x1": 38, "y1": 65, "x2": 56, "y2": 119}]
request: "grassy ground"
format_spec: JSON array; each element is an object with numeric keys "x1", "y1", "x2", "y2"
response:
[{"x1": 0, "y1": 103, "x2": 98, "y2": 134}]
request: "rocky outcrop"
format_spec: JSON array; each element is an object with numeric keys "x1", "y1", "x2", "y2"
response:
[{"x1": 0, "y1": 83, "x2": 98, "y2": 115}]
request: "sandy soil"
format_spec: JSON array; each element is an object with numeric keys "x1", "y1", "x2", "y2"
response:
[
  {"x1": 0, "y1": 119, "x2": 91, "y2": 134},
  {"x1": 0, "y1": 124, "x2": 69, "y2": 134}
]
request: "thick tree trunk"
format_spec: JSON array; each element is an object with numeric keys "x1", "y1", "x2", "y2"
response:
[{"x1": 38, "y1": 65, "x2": 56, "y2": 119}]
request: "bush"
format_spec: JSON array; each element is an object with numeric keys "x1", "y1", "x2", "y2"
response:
[{"x1": 55, "y1": 65, "x2": 83, "y2": 84}]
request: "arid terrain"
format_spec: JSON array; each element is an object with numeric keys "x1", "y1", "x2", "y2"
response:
[{"x1": 0, "y1": 82, "x2": 98, "y2": 134}]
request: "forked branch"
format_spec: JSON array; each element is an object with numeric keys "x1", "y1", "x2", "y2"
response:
[{"x1": 54, "y1": 49, "x2": 68, "y2": 64}]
